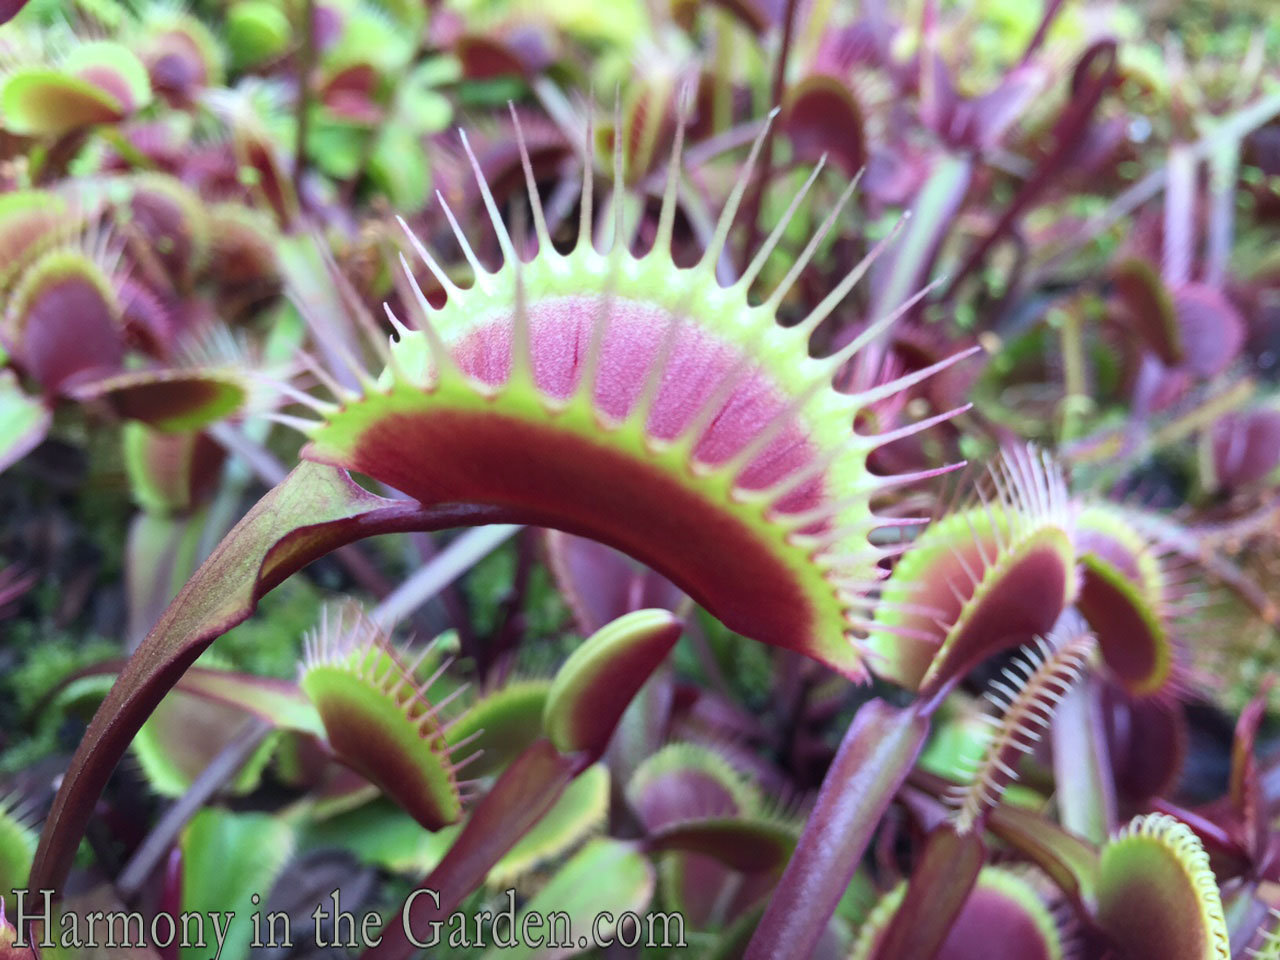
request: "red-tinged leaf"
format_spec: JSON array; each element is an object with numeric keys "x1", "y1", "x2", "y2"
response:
[
  {"x1": 870, "y1": 448, "x2": 1076, "y2": 696},
  {"x1": 743, "y1": 699, "x2": 929, "y2": 960},
  {"x1": 646, "y1": 818, "x2": 796, "y2": 873},
  {"x1": 982, "y1": 800, "x2": 1099, "y2": 913},
  {"x1": 0, "y1": 43, "x2": 150, "y2": 136},
  {"x1": 1112, "y1": 257, "x2": 1181, "y2": 366},
  {"x1": 1207, "y1": 408, "x2": 1280, "y2": 493},
  {"x1": 626, "y1": 742, "x2": 760, "y2": 831},
  {"x1": 0, "y1": 191, "x2": 72, "y2": 292},
  {"x1": 0, "y1": 0, "x2": 29, "y2": 25},
  {"x1": 1102, "y1": 684, "x2": 1186, "y2": 806},
  {"x1": 300, "y1": 613, "x2": 464, "y2": 831},
  {"x1": 858, "y1": 827, "x2": 986, "y2": 960},
  {"x1": 370, "y1": 740, "x2": 587, "y2": 960},
  {"x1": 1073, "y1": 504, "x2": 1178, "y2": 698},
  {"x1": 544, "y1": 609, "x2": 682, "y2": 758},
  {"x1": 783, "y1": 73, "x2": 865, "y2": 176},
  {"x1": 70, "y1": 368, "x2": 249, "y2": 432},
  {"x1": 455, "y1": 35, "x2": 531, "y2": 79},
  {"x1": 29, "y1": 460, "x2": 516, "y2": 894},
  {"x1": 603, "y1": 662, "x2": 675, "y2": 790},
  {"x1": 6, "y1": 249, "x2": 125, "y2": 394},
  {"x1": 0, "y1": 371, "x2": 49, "y2": 475},
  {"x1": 204, "y1": 205, "x2": 280, "y2": 314},
  {"x1": 233, "y1": 125, "x2": 297, "y2": 228},
  {"x1": 322, "y1": 64, "x2": 382, "y2": 123},
  {"x1": 963, "y1": 64, "x2": 1047, "y2": 151},
  {"x1": 118, "y1": 278, "x2": 178, "y2": 354},
  {"x1": 544, "y1": 530, "x2": 685, "y2": 634},
  {"x1": 123, "y1": 175, "x2": 210, "y2": 287},
  {"x1": 0, "y1": 70, "x2": 126, "y2": 136},
  {"x1": 123, "y1": 425, "x2": 225, "y2": 513},
  {"x1": 1173, "y1": 284, "x2": 1244, "y2": 378},
  {"x1": 145, "y1": 20, "x2": 220, "y2": 106},
  {"x1": 1229, "y1": 685, "x2": 1271, "y2": 859},
  {"x1": 1096, "y1": 814, "x2": 1230, "y2": 960},
  {"x1": 858, "y1": 865, "x2": 1067, "y2": 960},
  {"x1": 1, "y1": 900, "x2": 30, "y2": 960},
  {"x1": 945, "y1": 40, "x2": 1118, "y2": 299}
]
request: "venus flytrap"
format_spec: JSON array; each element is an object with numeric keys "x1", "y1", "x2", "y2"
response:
[
  {"x1": 1073, "y1": 503, "x2": 1187, "y2": 699},
  {"x1": 29, "y1": 100, "x2": 969, "y2": 897},
  {"x1": 374, "y1": 608, "x2": 687, "y2": 959},
  {"x1": 851, "y1": 866, "x2": 1070, "y2": 960},
  {"x1": 950, "y1": 624, "x2": 1097, "y2": 837},
  {"x1": 5, "y1": 6, "x2": 1278, "y2": 954},
  {"x1": 298, "y1": 605, "x2": 477, "y2": 831}
]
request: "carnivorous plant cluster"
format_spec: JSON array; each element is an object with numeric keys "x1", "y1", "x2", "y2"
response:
[{"x1": 3, "y1": 1, "x2": 1280, "y2": 959}]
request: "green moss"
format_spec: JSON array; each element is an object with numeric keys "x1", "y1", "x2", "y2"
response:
[{"x1": 216, "y1": 575, "x2": 325, "y2": 678}]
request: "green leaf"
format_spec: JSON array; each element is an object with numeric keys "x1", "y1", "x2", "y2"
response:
[
  {"x1": 445, "y1": 679, "x2": 550, "y2": 778},
  {"x1": 181, "y1": 809, "x2": 293, "y2": 960},
  {"x1": 226, "y1": 1, "x2": 291, "y2": 70},
  {"x1": 488, "y1": 764, "x2": 609, "y2": 886},
  {"x1": 478, "y1": 838, "x2": 656, "y2": 960},
  {"x1": 0, "y1": 371, "x2": 49, "y2": 474}
]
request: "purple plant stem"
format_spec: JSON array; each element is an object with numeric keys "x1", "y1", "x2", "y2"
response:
[
  {"x1": 1162, "y1": 143, "x2": 1195, "y2": 287},
  {"x1": 1205, "y1": 141, "x2": 1238, "y2": 288},
  {"x1": 1019, "y1": 0, "x2": 1069, "y2": 63},
  {"x1": 1034, "y1": 88, "x2": 1280, "y2": 278},
  {"x1": 942, "y1": 40, "x2": 1119, "y2": 302},
  {"x1": 854, "y1": 154, "x2": 972, "y2": 391},
  {"x1": 743, "y1": 698, "x2": 929, "y2": 960},
  {"x1": 868, "y1": 826, "x2": 986, "y2": 958}
]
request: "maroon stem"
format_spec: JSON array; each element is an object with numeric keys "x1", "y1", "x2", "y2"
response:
[
  {"x1": 1019, "y1": 0, "x2": 1069, "y2": 64},
  {"x1": 942, "y1": 40, "x2": 1118, "y2": 301},
  {"x1": 743, "y1": 698, "x2": 930, "y2": 960},
  {"x1": 29, "y1": 462, "x2": 519, "y2": 897},
  {"x1": 362, "y1": 740, "x2": 589, "y2": 960},
  {"x1": 867, "y1": 827, "x2": 985, "y2": 959}
]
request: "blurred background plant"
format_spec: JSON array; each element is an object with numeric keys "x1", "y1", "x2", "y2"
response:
[{"x1": 3, "y1": 0, "x2": 1280, "y2": 958}]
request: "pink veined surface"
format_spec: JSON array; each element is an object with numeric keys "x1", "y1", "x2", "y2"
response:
[
  {"x1": 450, "y1": 294, "x2": 826, "y2": 511},
  {"x1": 315, "y1": 297, "x2": 884, "y2": 673}
]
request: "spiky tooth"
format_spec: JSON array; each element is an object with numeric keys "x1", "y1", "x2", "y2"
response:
[
  {"x1": 738, "y1": 155, "x2": 828, "y2": 293},
  {"x1": 700, "y1": 106, "x2": 779, "y2": 275},
  {"x1": 794, "y1": 208, "x2": 911, "y2": 340}
]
